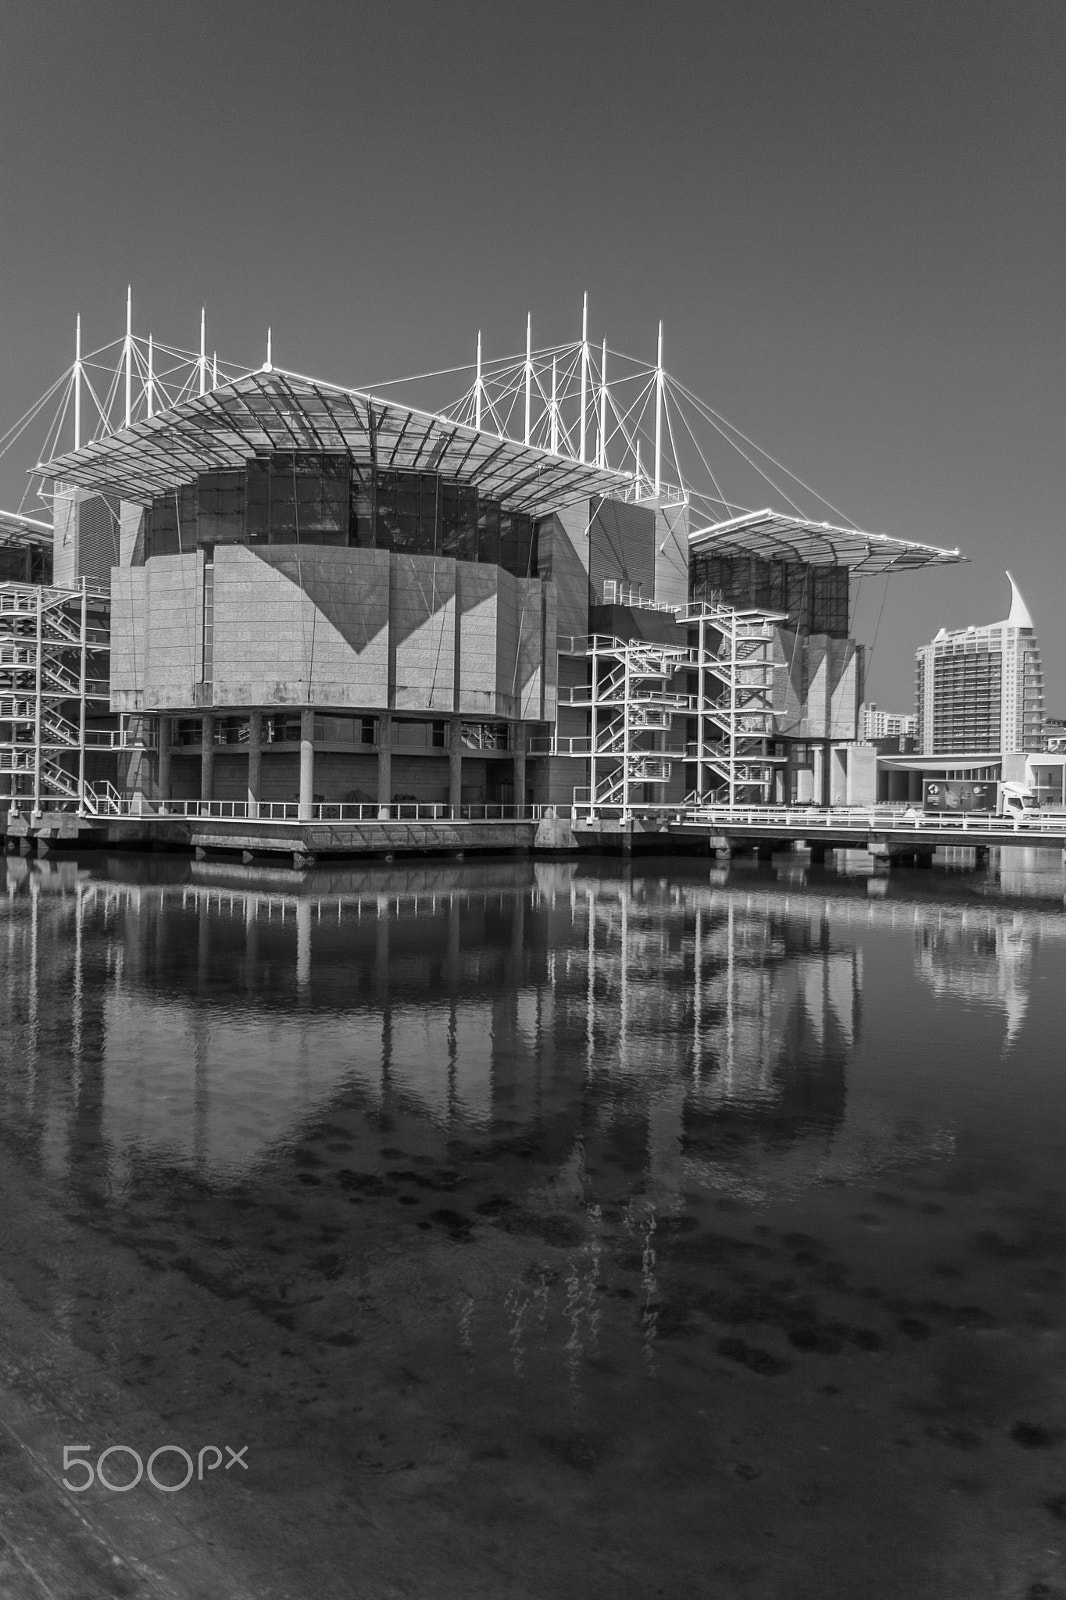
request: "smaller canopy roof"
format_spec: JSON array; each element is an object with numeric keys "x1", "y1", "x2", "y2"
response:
[
  {"x1": 34, "y1": 368, "x2": 633, "y2": 516},
  {"x1": 689, "y1": 508, "x2": 964, "y2": 574},
  {"x1": 0, "y1": 508, "x2": 51, "y2": 550},
  {"x1": 877, "y1": 755, "x2": 1002, "y2": 771}
]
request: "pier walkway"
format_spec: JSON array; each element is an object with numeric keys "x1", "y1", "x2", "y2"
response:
[{"x1": 5, "y1": 799, "x2": 1066, "y2": 864}]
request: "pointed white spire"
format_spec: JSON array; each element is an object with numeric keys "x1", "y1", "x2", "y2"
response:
[
  {"x1": 146, "y1": 334, "x2": 154, "y2": 418},
  {"x1": 475, "y1": 330, "x2": 483, "y2": 431},
  {"x1": 199, "y1": 308, "x2": 207, "y2": 395},
  {"x1": 1005, "y1": 571, "x2": 1034, "y2": 629},
  {"x1": 263, "y1": 328, "x2": 273, "y2": 373}
]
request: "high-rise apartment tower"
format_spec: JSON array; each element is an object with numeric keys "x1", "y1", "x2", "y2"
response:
[{"x1": 915, "y1": 573, "x2": 1044, "y2": 754}]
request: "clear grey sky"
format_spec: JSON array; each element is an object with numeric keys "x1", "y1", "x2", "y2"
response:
[{"x1": 1, "y1": 0, "x2": 1062, "y2": 710}]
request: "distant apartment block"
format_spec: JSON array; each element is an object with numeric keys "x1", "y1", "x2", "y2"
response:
[
  {"x1": 860, "y1": 702, "x2": 916, "y2": 741},
  {"x1": 915, "y1": 574, "x2": 1044, "y2": 755}
]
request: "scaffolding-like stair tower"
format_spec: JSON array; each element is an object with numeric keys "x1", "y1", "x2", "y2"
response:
[
  {"x1": 0, "y1": 581, "x2": 111, "y2": 814},
  {"x1": 680, "y1": 600, "x2": 784, "y2": 806},
  {"x1": 569, "y1": 633, "x2": 692, "y2": 813}
]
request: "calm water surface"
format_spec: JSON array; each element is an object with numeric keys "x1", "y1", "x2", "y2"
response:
[{"x1": 2, "y1": 849, "x2": 1066, "y2": 1599}]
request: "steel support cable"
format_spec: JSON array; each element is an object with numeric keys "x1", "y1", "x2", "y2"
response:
[
  {"x1": 668, "y1": 376, "x2": 858, "y2": 528},
  {"x1": 663, "y1": 376, "x2": 806, "y2": 519},
  {"x1": 0, "y1": 370, "x2": 73, "y2": 457},
  {"x1": 667, "y1": 387, "x2": 737, "y2": 517}
]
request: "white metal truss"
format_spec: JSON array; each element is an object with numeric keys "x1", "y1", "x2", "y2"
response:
[
  {"x1": 9, "y1": 289, "x2": 964, "y2": 580},
  {"x1": 0, "y1": 581, "x2": 112, "y2": 814},
  {"x1": 567, "y1": 633, "x2": 692, "y2": 814},
  {"x1": 681, "y1": 600, "x2": 783, "y2": 806}
]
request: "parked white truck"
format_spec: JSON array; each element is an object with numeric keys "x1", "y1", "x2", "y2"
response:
[{"x1": 921, "y1": 779, "x2": 1037, "y2": 818}]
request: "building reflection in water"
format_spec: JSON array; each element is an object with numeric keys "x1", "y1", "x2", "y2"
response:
[
  {"x1": 915, "y1": 911, "x2": 1034, "y2": 1047},
  {"x1": 5, "y1": 853, "x2": 1057, "y2": 1204}
]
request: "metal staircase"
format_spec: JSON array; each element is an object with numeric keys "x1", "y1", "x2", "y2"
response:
[
  {"x1": 680, "y1": 600, "x2": 783, "y2": 806},
  {"x1": 0, "y1": 580, "x2": 112, "y2": 813},
  {"x1": 573, "y1": 634, "x2": 692, "y2": 814}
]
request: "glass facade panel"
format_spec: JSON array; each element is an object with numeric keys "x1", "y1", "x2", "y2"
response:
[
  {"x1": 145, "y1": 484, "x2": 198, "y2": 559},
  {"x1": 394, "y1": 719, "x2": 447, "y2": 749},
  {"x1": 691, "y1": 552, "x2": 850, "y2": 638},
  {"x1": 140, "y1": 457, "x2": 544, "y2": 578},
  {"x1": 477, "y1": 501, "x2": 500, "y2": 565},
  {"x1": 198, "y1": 470, "x2": 246, "y2": 544},
  {"x1": 350, "y1": 464, "x2": 374, "y2": 548},
  {"x1": 441, "y1": 482, "x2": 478, "y2": 560},
  {"x1": 245, "y1": 454, "x2": 349, "y2": 544},
  {"x1": 313, "y1": 713, "x2": 377, "y2": 745},
  {"x1": 264, "y1": 714, "x2": 301, "y2": 743}
]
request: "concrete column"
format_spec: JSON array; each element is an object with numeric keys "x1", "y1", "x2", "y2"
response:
[
  {"x1": 377, "y1": 714, "x2": 392, "y2": 818},
  {"x1": 449, "y1": 715, "x2": 463, "y2": 818},
  {"x1": 299, "y1": 707, "x2": 315, "y2": 822},
  {"x1": 127, "y1": 716, "x2": 152, "y2": 812},
  {"x1": 812, "y1": 743, "x2": 827, "y2": 806},
  {"x1": 247, "y1": 711, "x2": 261, "y2": 818},
  {"x1": 157, "y1": 715, "x2": 171, "y2": 805},
  {"x1": 512, "y1": 723, "x2": 527, "y2": 814},
  {"x1": 200, "y1": 713, "x2": 215, "y2": 804}
]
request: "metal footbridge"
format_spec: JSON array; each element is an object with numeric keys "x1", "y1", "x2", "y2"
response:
[{"x1": 573, "y1": 804, "x2": 1066, "y2": 860}]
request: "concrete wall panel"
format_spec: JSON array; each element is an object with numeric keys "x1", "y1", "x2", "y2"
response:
[
  {"x1": 456, "y1": 563, "x2": 500, "y2": 716},
  {"x1": 389, "y1": 555, "x2": 456, "y2": 713}
]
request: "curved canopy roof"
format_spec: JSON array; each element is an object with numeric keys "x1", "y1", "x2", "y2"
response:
[
  {"x1": 689, "y1": 508, "x2": 964, "y2": 575},
  {"x1": 35, "y1": 368, "x2": 633, "y2": 516}
]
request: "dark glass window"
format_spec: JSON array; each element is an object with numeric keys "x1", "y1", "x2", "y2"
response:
[
  {"x1": 141, "y1": 458, "x2": 549, "y2": 579},
  {"x1": 245, "y1": 453, "x2": 350, "y2": 545},
  {"x1": 500, "y1": 511, "x2": 535, "y2": 577},
  {"x1": 441, "y1": 482, "x2": 478, "y2": 560},
  {"x1": 313, "y1": 713, "x2": 377, "y2": 745},
  {"x1": 264, "y1": 714, "x2": 301, "y2": 743},
  {"x1": 145, "y1": 484, "x2": 197, "y2": 558},
  {"x1": 376, "y1": 471, "x2": 439, "y2": 555},
  {"x1": 350, "y1": 464, "x2": 374, "y2": 548},
  {"x1": 690, "y1": 552, "x2": 849, "y2": 639},
  {"x1": 198, "y1": 470, "x2": 246, "y2": 544},
  {"x1": 394, "y1": 719, "x2": 447, "y2": 749},
  {"x1": 477, "y1": 500, "x2": 500, "y2": 565},
  {"x1": 213, "y1": 715, "x2": 250, "y2": 745}
]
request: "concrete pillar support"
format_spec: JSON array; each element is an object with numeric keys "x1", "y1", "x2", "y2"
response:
[
  {"x1": 157, "y1": 715, "x2": 171, "y2": 805},
  {"x1": 247, "y1": 711, "x2": 261, "y2": 818},
  {"x1": 812, "y1": 743, "x2": 827, "y2": 807},
  {"x1": 200, "y1": 713, "x2": 215, "y2": 804},
  {"x1": 449, "y1": 715, "x2": 463, "y2": 818},
  {"x1": 377, "y1": 714, "x2": 392, "y2": 818},
  {"x1": 512, "y1": 723, "x2": 527, "y2": 815},
  {"x1": 299, "y1": 707, "x2": 315, "y2": 822}
]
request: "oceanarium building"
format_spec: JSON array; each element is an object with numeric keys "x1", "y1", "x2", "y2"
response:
[{"x1": 4, "y1": 311, "x2": 963, "y2": 818}]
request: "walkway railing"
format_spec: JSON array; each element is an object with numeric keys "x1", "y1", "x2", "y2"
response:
[{"x1": 60, "y1": 794, "x2": 546, "y2": 824}]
